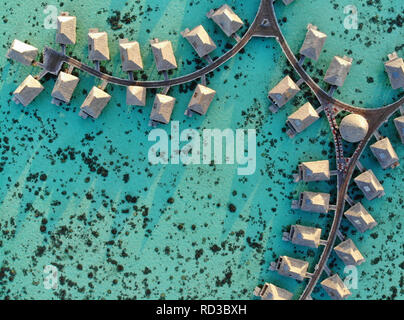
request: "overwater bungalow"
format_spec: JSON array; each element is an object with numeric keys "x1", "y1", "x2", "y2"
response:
[
  {"x1": 282, "y1": 0, "x2": 295, "y2": 5},
  {"x1": 56, "y1": 12, "x2": 76, "y2": 45},
  {"x1": 283, "y1": 224, "x2": 326, "y2": 249},
  {"x1": 286, "y1": 102, "x2": 320, "y2": 138},
  {"x1": 270, "y1": 256, "x2": 311, "y2": 281},
  {"x1": 119, "y1": 39, "x2": 146, "y2": 107},
  {"x1": 344, "y1": 202, "x2": 377, "y2": 233},
  {"x1": 324, "y1": 55, "x2": 353, "y2": 87},
  {"x1": 185, "y1": 84, "x2": 216, "y2": 117},
  {"x1": 294, "y1": 160, "x2": 331, "y2": 183},
  {"x1": 150, "y1": 39, "x2": 178, "y2": 72},
  {"x1": 292, "y1": 191, "x2": 333, "y2": 213},
  {"x1": 79, "y1": 86, "x2": 111, "y2": 119},
  {"x1": 370, "y1": 137, "x2": 399, "y2": 169},
  {"x1": 119, "y1": 39, "x2": 143, "y2": 72},
  {"x1": 354, "y1": 169, "x2": 385, "y2": 201},
  {"x1": 334, "y1": 239, "x2": 365, "y2": 266},
  {"x1": 299, "y1": 24, "x2": 327, "y2": 61},
  {"x1": 268, "y1": 76, "x2": 300, "y2": 113},
  {"x1": 394, "y1": 116, "x2": 404, "y2": 144},
  {"x1": 51, "y1": 71, "x2": 80, "y2": 105},
  {"x1": 181, "y1": 25, "x2": 217, "y2": 58},
  {"x1": 253, "y1": 283, "x2": 293, "y2": 300},
  {"x1": 88, "y1": 29, "x2": 110, "y2": 61},
  {"x1": 13, "y1": 75, "x2": 44, "y2": 107},
  {"x1": 385, "y1": 52, "x2": 404, "y2": 90},
  {"x1": 149, "y1": 94, "x2": 176, "y2": 126},
  {"x1": 339, "y1": 114, "x2": 369, "y2": 143},
  {"x1": 207, "y1": 4, "x2": 244, "y2": 38},
  {"x1": 127, "y1": 86, "x2": 147, "y2": 107},
  {"x1": 6, "y1": 39, "x2": 38, "y2": 66},
  {"x1": 321, "y1": 274, "x2": 351, "y2": 300}
]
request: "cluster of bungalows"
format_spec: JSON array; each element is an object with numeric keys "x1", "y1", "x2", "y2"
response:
[
  {"x1": 268, "y1": 22, "x2": 358, "y2": 141},
  {"x1": 338, "y1": 109, "x2": 400, "y2": 199},
  {"x1": 337, "y1": 113, "x2": 386, "y2": 199},
  {"x1": 255, "y1": 274, "x2": 351, "y2": 301},
  {"x1": 7, "y1": 40, "x2": 44, "y2": 106},
  {"x1": 258, "y1": 197, "x2": 365, "y2": 299},
  {"x1": 271, "y1": 156, "x2": 376, "y2": 300},
  {"x1": 359, "y1": 52, "x2": 404, "y2": 206},
  {"x1": 6, "y1": 12, "x2": 79, "y2": 108},
  {"x1": 65, "y1": 4, "x2": 246, "y2": 124},
  {"x1": 294, "y1": 159, "x2": 378, "y2": 233},
  {"x1": 277, "y1": 51, "x2": 404, "y2": 298},
  {"x1": 268, "y1": 24, "x2": 324, "y2": 138},
  {"x1": 7, "y1": 5, "x2": 248, "y2": 126},
  {"x1": 259, "y1": 14, "x2": 365, "y2": 300},
  {"x1": 257, "y1": 3, "x2": 400, "y2": 302},
  {"x1": 8, "y1": 12, "x2": 78, "y2": 107}
]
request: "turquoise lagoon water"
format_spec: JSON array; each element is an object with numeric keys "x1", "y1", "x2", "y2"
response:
[{"x1": 0, "y1": 0, "x2": 403, "y2": 300}]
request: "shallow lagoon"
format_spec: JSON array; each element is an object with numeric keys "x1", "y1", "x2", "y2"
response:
[{"x1": 0, "y1": 0, "x2": 403, "y2": 299}]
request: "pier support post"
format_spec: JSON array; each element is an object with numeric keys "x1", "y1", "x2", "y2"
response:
[
  {"x1": 344, "y1": 195, "x2": 355, "y2": 206},
  {"x1": 201, "y1": 74, "x2": 207, "y2": 86},
  {"x1": 315, "y1": 106, "x2": 324, "y2": 114},
  {"x1": 323, "y1": 265, "x2": 331, "y2": 276},
  {"x1": 269, "y1": 103, "x2": 280, "y2": 114},
  {"x1": 162, "y1": 71, "x2": 169, "y2": 82},
  {"x1": 51, "y1": 97, "x2": 63, "y2": 106},
  {"x1": 330, "y1": 170, "x2": 338, "y2": 176},
  {"x1": 286, "y1": 128, "x2": 296, "y2": 139},
  {"x1": 293, "y1": 173, "x2": 301, "y2": 183},
  {"x1": 205, "y1": 55, "x2": 214, "y2": 65},
  {"x1": 128, "y1": 71, "x2": 134, "y2": 82},
  {"x1": 148, "y1": 120, "x2": 158, "y2": 128},
  {"x1": 328, "y1": 86, "x2": 337, "y2": 97},
  {"x1": 60, "y1": 44, "x2": 66, "y2": 55},
  {"x1": 34, "y1": 70, "x2": 48, "y2": 81},
  {"x1": 161, "y1": 86, "x2": 171, "y2": 95},
  {"x1": 99, "y1": 80, "x2": 108, "y2": 91},
  {"x1": 373, "y1": 130, "x2": 382, "y2": 141},
  {"x1": 233, "y1": 33, "x2": 242, "y2": 43},
  {"x1": 296, "y1": 78, "x2": 305, "y2": 87},
  {"x1": 291, "y1": 200, "x2": 300, "y2": 209},
  {"x1": 94, "y1": 61, "x2": 100, "y2": 72},
  {"x1": 282, "y1": 231, "x2": 291, "y2": 242},
  {"x1": 184, "y1": 109, "x2": 193, "y2": 118},
  {"x1": 79, "y1": 110, "x2": 89, "y2": 119},
  {"x1": 356, "y1": 161, "x2": 365, "y2": 173},
  {"x1": 336, "y1": 230, "x2": 345, "y2": 241}
]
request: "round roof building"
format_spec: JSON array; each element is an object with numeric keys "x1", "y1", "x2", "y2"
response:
[{"x1": 339, "y1": 114, "x2": 369, "y2": 143}]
